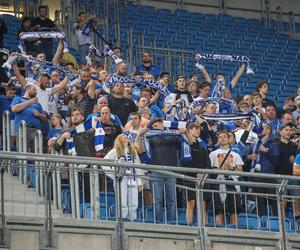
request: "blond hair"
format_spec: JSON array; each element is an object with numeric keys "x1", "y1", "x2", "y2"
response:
[{"x1": 114, "y1": 134, "x2": 138, "y2": 158}]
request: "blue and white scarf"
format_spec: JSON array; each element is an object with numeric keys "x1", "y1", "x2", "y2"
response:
[
  {"x1": 180, "y1": 135, "x2": 208, "y2": 162},
  {"x1": 211, "y1": 77, "x2": 226, "y2": 98},
  {"x1": 82, "y1": 20, "x2": 112, "y2": 46},
  {"x1": 66, "y1": 117, "x2": 105, "y2": 156},
  {"x1": 192, "y1": 97, "x2": 238, "y2": 114},
  {"x1": 86, "y1": 45, "x2": 123, "y2": 65},
  {"x1": 104, "y1": 74, "x2": 170, "y2": 96},
  {"x1": 19, "y1": 31, "x2": 67, "y2": 55},
  {"x1": 195, "y1": 52, "x2": 254, "y2": 74},
  {"x1": 180, "y1": 134, "x2": 192, "y2": 162},
  {"x1": 2, "y1": 53, "x2": 78, "y2": 85},
  {"x1": 217, "y1": 174, "x2": 241, "y2": 202},
  {"x1": 250, "y1": 137, "x2": 271, "y2": 171}
]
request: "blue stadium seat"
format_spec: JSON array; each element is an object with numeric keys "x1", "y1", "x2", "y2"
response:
[
  {"x1": 238, "y1": 213, "x2": 260, "y2": 230},
  {"x1": 261, "y1": 216, "x2": 291, "y2": 232}
]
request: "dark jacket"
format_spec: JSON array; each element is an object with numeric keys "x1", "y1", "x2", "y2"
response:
[
  {"x1": 247, "y1": 139, "x2": 279, "y2": 174},
  {"x1": 54, "y1": 129, "x2": 95, "y2": 157},
  {"x1": 147, "y1": 134, "x2": 181, "y2": 167}
]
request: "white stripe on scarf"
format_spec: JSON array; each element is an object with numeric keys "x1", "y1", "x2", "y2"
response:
[
  {"x1": 67, "y1": 117, "x2": 105, "y2": 156},
  {"x1": 195, "y1": 52, "x2": 254, "y2": 74}
]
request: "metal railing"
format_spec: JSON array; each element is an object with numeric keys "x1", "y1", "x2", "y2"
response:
[
  {"x1": 1, "y1": 119, "x2": 300, "y2": 250},
  {"x1": 0, "y1": 151, "x2": 300, "y2": 249}
]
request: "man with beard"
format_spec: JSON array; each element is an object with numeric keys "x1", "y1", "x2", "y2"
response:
[
  {"x1": 54, "y1": 107, "x2": 96, "y2": 202},
  {"x1": 78, "y1": 67, "x2": 91, "y2": 87},
  {"x1": 11, "y1": 83, "x2": 47, "y2": 152},
  {"x1": 97, "y1": 106, "x2": 122, "y2": 156},
  {"x1": 108, "y1": 82, "x2": 137, "y2": 126},
  {"x1": 246, "y1": 124, "x2": 279, "y2": 216},
  {"x1": 68, "y1": 79, "x2": 96, "y2": 119},
  {"x1": 115, "y1": 62, "x2": 128, "y2": 77},
  {"x1": 13, "y1": 65, "x2": 69, "y2": 116},
  {"x1": 136, "y1": 52, "x2": 160, "y2": 79}
]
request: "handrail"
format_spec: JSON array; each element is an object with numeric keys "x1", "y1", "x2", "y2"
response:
[{"x1": 1, "y1": 151, "x2": 300, "y2": 184}]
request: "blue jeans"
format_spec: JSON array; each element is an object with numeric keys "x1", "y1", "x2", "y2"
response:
[
  {"x1": 151, "y1": 172, "x2": 176, "y2": 222},
  {"x1": 79, "y1": 43, "x2": 90, "y2": 65}
]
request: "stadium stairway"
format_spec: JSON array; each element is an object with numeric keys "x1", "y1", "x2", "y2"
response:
[{"x1": 0, "y1": 170, "x2": 67, "y2": 219}]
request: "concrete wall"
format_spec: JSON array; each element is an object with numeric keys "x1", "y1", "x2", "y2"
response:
[
  {"x1": 128, "y1": 237, "x2": 195, "y2": 250},
  {"x1": 57, "y1": 233, "x2": 111, "y2": 250},
  {"x1": 10, "y1": 231, "x2": 39, "y2": 250},
  {"x1": 211, "y1": 243, "x2": 276, "y2": 250}
]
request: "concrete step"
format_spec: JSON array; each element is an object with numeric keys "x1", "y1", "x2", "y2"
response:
[{"x1": 0, "y1": 172, "x2": 66, "y2": 218}]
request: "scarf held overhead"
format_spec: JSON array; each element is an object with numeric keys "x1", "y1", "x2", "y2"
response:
[
  {"x1": 195, "y1": 52, "x2": 254, "y2": 74},
  {"x1": 105, "y1": 75, "x2": 170, "y2": 96},
  {"x1": 18, "y1": 31, "x2": 67, "y2": 54}
]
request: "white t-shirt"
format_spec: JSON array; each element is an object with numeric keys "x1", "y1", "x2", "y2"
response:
[
  {"x1": 74, "y1": 23, "x2": 94, "y2": 45},
  {"x1": 209, "y1": 148, "x2": 243, "y2": 169},
  {"x1": 235, "y1": 129, "x2": 258, "y2": 144},
  {"x1": 36, "y1": 86, "x2": 52, "y2": 114},
  {"x1": 47, "y1": 93, "x2": 59, "y2": 114}
]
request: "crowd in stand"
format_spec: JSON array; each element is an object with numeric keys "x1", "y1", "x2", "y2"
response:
[{"x1": 0, "y1": 6, "x2": 300, "y2": 225}]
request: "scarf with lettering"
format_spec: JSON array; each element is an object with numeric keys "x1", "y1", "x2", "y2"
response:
[{"x1": 195, "y1": 52, "x2": 254, "y2": 74}]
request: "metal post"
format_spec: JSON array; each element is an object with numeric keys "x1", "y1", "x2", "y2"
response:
[
  {"x1": 151, "y1": 38, "x2": 157, "y2": 66},
  {"x1": 45, "y1": 164, "x2": 53, "y2": 247},
  {"x1": 288, "y1": 11, "x2": 296, "y2": 38},
  {"x1": 277, "y1": 179, "x2": 288, "y2": 250},
  {"x1": 24, "y1": 0, "x2": 29, "y2": 16},
  {"x1": 219, "y1": 0, "x2": 225, "y2": 14},
  {"x1": 69, "y1": 164, "x2": 76, "y2": 218},
  {"x1": 34, "y1": 130, "x2": 43, "y2": 196},
  {"x1": 74, "y1": 165, "x2": 80, "y2": 218},
  {"x1": 2, "y1": 111, "x2": 10, "y2": 152},
  {"x1": 196, "y1": 174, "x2": 208, "y2": 250},
  {"x1": 180, "y1": 52, "x2": 185, "y2": 76},
  {"x1": 166, "y1": 43, "x2": 172, "y2": 77},
  {"x1": 264, "y1": 0, "x2": 271, "y2": 29},
  {"x1": 115, "y1": 166, "x2": 123, "y2": 250},
  {"x1": 276, "y1": 6, "x2": 283, "y2": 32},
  {"x1": 0, "y1": 160, "x2": 7, "y2": 246},
  {"x1": 18, "y1": 121, "x2": 27, "y2": 184},
  {"x1": 115, "y1": 10, "x2": 121, "y2": 47},
  {"x1": 128, "y1": 26, "x2": 134, "y2": 67}
]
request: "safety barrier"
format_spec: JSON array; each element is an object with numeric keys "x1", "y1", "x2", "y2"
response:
[{"x1": 0, "y1": 151, "x2": 300, "y2": 250}]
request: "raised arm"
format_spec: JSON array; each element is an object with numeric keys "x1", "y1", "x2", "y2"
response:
[
  {"x1": 195, "y1": 63, "x2": 211, "y2": 83},
  {"x1": 12, "y1": 64, "x2": 27, "y2": 87},
  {"x1": 231, "y1": 63, "x2": 246, "y2": 88},
  {"x1": 87, "y1": 79, "x2": 96, "y2": 99},
  {"x1": 51, "y1": 76, "x2": 69, "y2": 95},
  {"x1": 52, "y1": 38, "x2": 64, "y2": 64}
]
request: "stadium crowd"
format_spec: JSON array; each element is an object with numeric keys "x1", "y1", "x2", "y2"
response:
[{"x1": 0, "y1": 6, "x2": 300, "y2": 225}]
